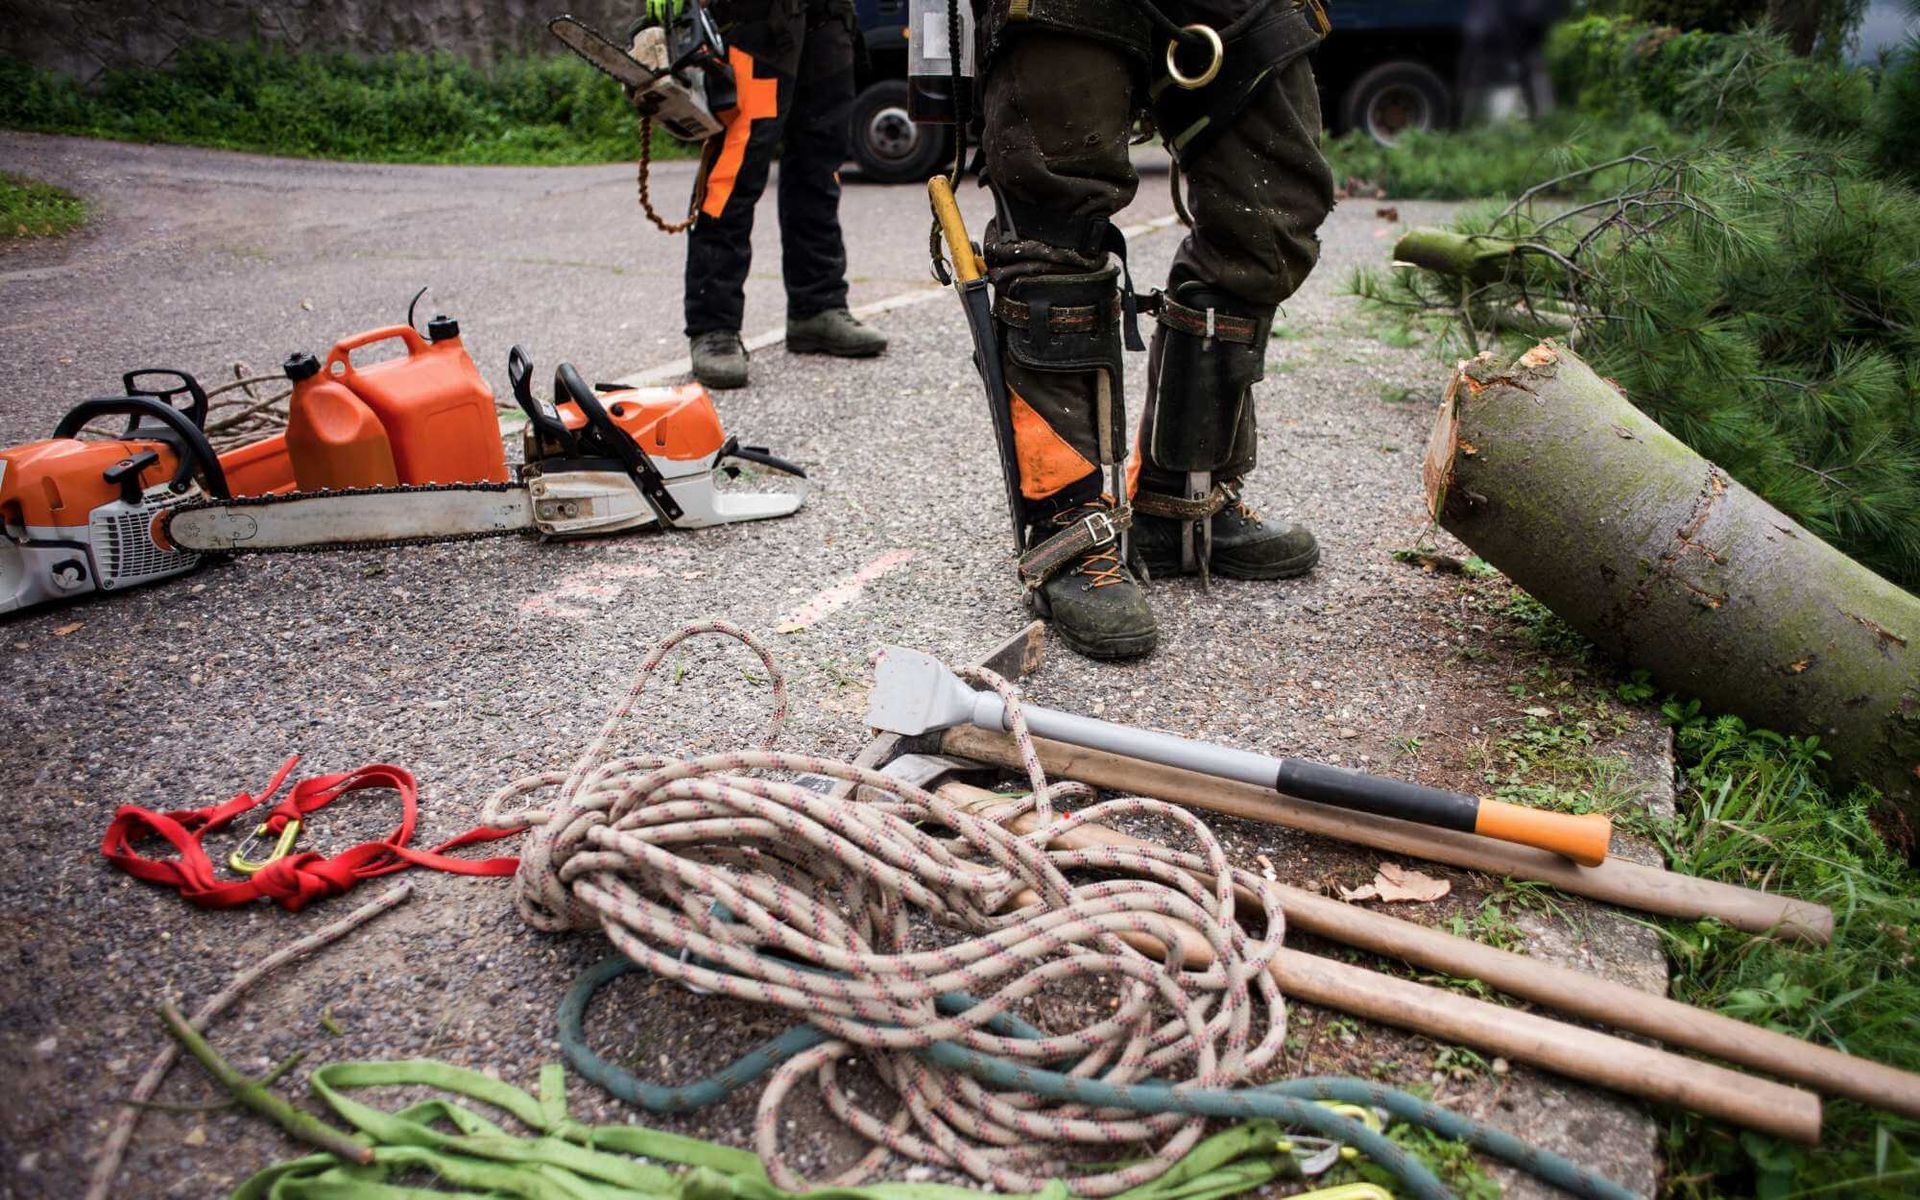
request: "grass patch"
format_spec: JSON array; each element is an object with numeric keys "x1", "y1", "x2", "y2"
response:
[
  {"x1": 1655, "y1": 705, "x2": 1920, "y2": 1198},
  {"x1": 0, "y1": 172, "x2": 86, "y2": 238},
  {"x1": 1321, "y1": 109, "x2": 1688, "y2": 200},
  {"x1": 0, "y1": 41, "x2": 693, "y2": 164}
]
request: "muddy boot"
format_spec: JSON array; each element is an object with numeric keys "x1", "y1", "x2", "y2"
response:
[
  {"x1": 691, "y1": 331, "x2": 749, "y2": 390},
  {"x1": 1028, "y1": 501, "x2": 1157, "y2": 660},
  {"x1": 1134, "y1": 482, "x2": 1320, "y2": 580},
  {"x1": 786, "y1": 309, "x2": 888, "y2": 358}
]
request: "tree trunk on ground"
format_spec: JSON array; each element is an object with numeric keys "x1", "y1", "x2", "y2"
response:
[{"x1": 1425, "y1": 342, "x2": 1919, "y2": 828}]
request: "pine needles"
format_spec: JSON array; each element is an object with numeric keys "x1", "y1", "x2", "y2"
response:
[{"x1": 1355, "y1": 31, "x2": 1920, "y2": 591}]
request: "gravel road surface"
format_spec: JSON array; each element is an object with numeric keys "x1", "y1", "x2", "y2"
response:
[{"x1": 1, "y1": 131, "x2": 1669, "y2": 1198}]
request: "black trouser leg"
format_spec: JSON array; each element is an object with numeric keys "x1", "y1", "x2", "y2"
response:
[
  {"x1": 684, "y1": 47, "x2": 793, "y2": 337},
  {"x1": 777, "y1": 7, "x2": 856, "y2": 320}
]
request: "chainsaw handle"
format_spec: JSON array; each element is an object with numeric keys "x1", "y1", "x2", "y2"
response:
[
  {"x1": 53, "y1": 397, "x2": 231, "y2": 499},
  {"x1": 508, "y1": 345, "x2": 576, "y2": 454},
  {"x1": 557, "y1": 362, "x2": 685, "y2": 523},
  {"x1": 324, "y1": 325, "x2": 428, "y2": 381},
  {"x1": 122, "y1": 369, "x2": 210, "y2": 429}
]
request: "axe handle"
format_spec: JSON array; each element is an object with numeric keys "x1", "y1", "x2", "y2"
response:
[
  {"x1": 929, "y1": 177, "x2": 986, "y2": 282},
  {"x1": 992, "y1": 697, "x2": 1613, "y2": 867}
]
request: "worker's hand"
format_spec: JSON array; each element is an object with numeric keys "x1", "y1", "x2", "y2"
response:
[{"x1": 644, "y1": 0, "x2": 686, "y2": 25}]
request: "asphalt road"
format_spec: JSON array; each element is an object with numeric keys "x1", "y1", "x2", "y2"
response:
[{"x1": 0, "y1": 131, "x2": 1666, "y2": 1198}]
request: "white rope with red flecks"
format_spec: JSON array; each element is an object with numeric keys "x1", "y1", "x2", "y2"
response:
[{"x1": 483, "y1": 620, "x2": 1289, "y2": 1195}]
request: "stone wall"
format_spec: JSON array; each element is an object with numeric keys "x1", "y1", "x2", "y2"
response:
[{"x1": 3, "y1": 1, "x2": 640, "y2": 81}]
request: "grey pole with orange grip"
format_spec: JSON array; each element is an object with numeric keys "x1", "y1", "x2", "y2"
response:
[{"x1": 868, "y1": 646, "x2": 1613, "y2": 865}]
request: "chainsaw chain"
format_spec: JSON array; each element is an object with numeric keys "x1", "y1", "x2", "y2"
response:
[{"x1": 168, "y1": 480, "x2": 532, "y2": 556}]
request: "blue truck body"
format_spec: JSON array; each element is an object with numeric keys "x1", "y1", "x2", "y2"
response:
[{"x1": 846, "y1": 0, "x2": 1474, "y2": 180}]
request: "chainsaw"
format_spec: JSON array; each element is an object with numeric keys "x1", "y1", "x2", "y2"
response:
[
  {"x1": 2, "y1": 349, "x2": 805, "y2": 615},
  {"x1": 549, "y1": 10, "x2": 734, "y2": 142},
  {"x1": 160, "y1": 346, "x2": 806, "y2": 555},
  {"x1": 1, "y1": 371, "x2": 229, "y2": 614}
]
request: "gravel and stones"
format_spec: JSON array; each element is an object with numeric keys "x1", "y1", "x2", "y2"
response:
[{"x1": 1, "y1": 131, "x2": 1669, "y2": 1198}]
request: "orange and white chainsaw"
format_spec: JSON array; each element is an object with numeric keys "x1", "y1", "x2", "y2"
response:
[
  {"x1": 1, "y1": 347, "x2": 806, "y2": 614},
  {"x1": 162, "y1": 347, "x2": 805, "y2": 556}
]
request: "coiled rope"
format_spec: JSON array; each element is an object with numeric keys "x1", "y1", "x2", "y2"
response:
[{"x1": 485, "y1": 622, "x2": 1635, "y2": 1200}]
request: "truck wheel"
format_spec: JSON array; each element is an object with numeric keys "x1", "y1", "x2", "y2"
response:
[
  {"x1": 1339, "y1": 62, "x2": 1451, "y2": 146},
  {"x1": 847, "y1": 79, "x2": 951, "y2": 184}
]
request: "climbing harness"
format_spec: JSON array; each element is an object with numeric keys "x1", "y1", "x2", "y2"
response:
[
  {"x1": 474, "y1": 621, "x2": 1637, "y2": 1200},
  {"x1": 101, "y1": 757, "x2": 521, "y2": 911}
]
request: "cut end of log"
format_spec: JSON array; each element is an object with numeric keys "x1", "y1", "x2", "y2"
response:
[{"x1": 1422, "y1": 371, "x2": 1465, "y2": 521}]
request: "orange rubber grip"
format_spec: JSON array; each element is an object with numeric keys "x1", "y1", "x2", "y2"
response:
[{"x1": 1474, "y1": 800, "x2": 1612, "y2": 867}]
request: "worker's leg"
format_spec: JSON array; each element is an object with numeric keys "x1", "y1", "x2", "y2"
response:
[
  {"x1": 978, "y1": 29, "x2": 1154, "y2": 659},
  {"x1": 777, "y1": 0, "x2": 887, "y2": 356},
  {"x1": 683, "y1": 10, "x2": 803, "y2": 386},
  {"x1": 1136, "y1": 27, "x2": 1334, "y2": 580}
]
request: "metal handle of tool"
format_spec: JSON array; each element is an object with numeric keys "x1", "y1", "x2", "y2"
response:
[{"x1": 966, "y1": 691, "x2": 1612, "y2": 866}]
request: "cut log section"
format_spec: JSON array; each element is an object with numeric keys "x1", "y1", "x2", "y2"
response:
[{"x1": 1425, "y1": 342, "x2": 1920, "y2": 825}]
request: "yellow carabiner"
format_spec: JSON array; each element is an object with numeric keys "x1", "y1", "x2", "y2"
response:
[
  {"x1": 1293, "y1": 1186, "x2": 1393, "y2": 1200},
  {"x1": 229, "y1": 819, "x2": 301, "y2": 875},
  {"x1": 1165, "y1": 23, "x2": 1224, "y2": 90}
]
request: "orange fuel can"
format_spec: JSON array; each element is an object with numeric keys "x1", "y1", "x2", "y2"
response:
[
  {"x1": 325, "y1": 318, "x2": 509, "y2": 485},
  {"x1": 284, "y1": 352, "x2": 401, "y2": 492}
]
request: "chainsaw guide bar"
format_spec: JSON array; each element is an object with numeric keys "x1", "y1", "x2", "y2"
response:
[{"x1": 164, "y1": 481, "x2": 534, "y2": 555}]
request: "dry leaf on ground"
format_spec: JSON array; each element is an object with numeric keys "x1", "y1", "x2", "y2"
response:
[{"x1": 1339, "y1": 862, "x2": 1451, "y2": 904}]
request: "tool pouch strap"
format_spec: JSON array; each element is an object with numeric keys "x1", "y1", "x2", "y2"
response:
[
  {"x1": 1017, "y1": 503, "x2": 1131, "y2": 589},
  {"x1": 1132, "y1": 485, "x2": 1229, "y2": 521},
  {"x1": 1143, "y1": 289, "x2": 1272, "y2": 478},
  {"x1": 999, "y1": 267, "x2": 1127, "y2": 383},
  {"x1": 1149, "y1": 0, "x2": 1329, "y2": 163},
  {"x1": 980, "y1": 0, "x2": 1154, "y2": 70}
]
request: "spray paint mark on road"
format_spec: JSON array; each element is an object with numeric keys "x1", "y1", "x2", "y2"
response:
[
  {"x1": 520, "y1": 561, "x2": 662, "y2": 620},
  {"x1": 775, "y1": 549, "x2": 918, "y2": 633}
]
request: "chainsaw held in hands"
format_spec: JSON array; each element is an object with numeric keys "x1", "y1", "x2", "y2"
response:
[
  {"x1": 161, "y1": 346, "x2": 806, "y2": 555},
  {"x1": 548, "y1": 10, "x2": 734, "y2": 142}
]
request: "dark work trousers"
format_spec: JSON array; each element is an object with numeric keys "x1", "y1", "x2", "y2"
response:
[
  {"x1": 976, "y1": 13, "x2": 1334, "y2": 515},
  {"x1": 683, "y1": 0, "x2": 857, "y2": 337}
]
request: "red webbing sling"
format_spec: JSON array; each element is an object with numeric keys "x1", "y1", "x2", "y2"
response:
[{"x1": 101, "y1": 757, "x2": 521, "y2": 912}]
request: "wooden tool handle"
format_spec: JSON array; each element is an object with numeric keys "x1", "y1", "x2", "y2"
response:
[
  {"x1": 928, "y1": 177, "x2": 985, "y2": 283},
  {"x1": 941, "y1": 725, "x2": 1834, "y2": 941},
  {"x1": 1473, "y1": 798, "x2": 1612, "y2": 867}
]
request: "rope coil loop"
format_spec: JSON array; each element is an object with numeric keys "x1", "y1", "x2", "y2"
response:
[{"x1": 497, "y1": 623, "x2": 1293, "y2": 1194}]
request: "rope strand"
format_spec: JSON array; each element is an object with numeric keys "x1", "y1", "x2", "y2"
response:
[{"x1": 492, "y1": 622, "x2": 1290, "y2": 1195}]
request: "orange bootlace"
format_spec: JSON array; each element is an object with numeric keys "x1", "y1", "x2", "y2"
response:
[{"x1": 1076, "y1": 541, "x2": 1128, "y2": 588}]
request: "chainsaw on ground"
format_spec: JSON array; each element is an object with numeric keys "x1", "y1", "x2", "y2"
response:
[
  {"x1": 161, "y1": 346, "x2": 806, "y2": 555},
  {"x1": 2, "y1": 340, "x2": 805, "y2": 615},
  {"x1": 0, "y1": 371, "x2": 228, "y2": 614},
  {"x1": 549, "y1": 10, "x2": 734, "y2": 142}
]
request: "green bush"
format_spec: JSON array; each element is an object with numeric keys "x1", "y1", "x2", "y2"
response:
[
  {"x1": 0, "y1": 41, "x2": 688, "y2": 165},
  {"x1": 1870, "y1": 37, "x2": 1920, "y2": 181},
  {"x1": 1548, "y1": 15, "x2": 1728, "y2": 116},
  {"x1": 1322, "y1": 109, "x2": 1686, "y2": 200}
]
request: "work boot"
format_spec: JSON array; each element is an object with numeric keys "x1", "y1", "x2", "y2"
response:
[
  {"x1": 1030, "y1": 501, "x2": 1157, "y2": 661},
  {"x1": 691, "y1": 331, "x2": 749, "y2": 390},
  {"x1": 786, "y1": 309, "x2": 888, "y2": 358},
  {"x1": 1132, "y1": 484, "x2": 1320, "y2": 581}
]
